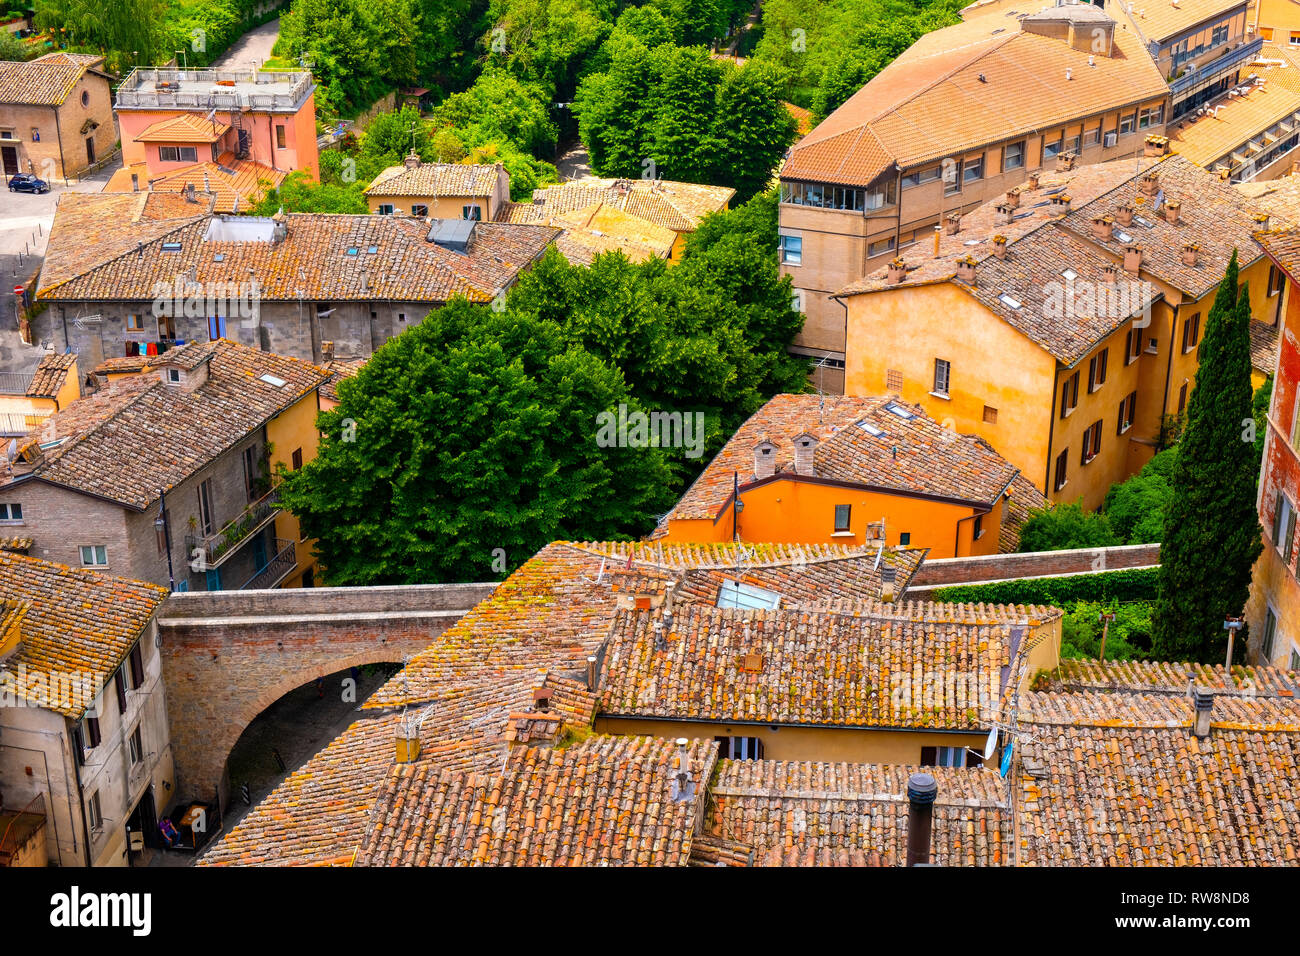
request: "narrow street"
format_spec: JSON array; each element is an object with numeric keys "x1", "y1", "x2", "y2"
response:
[{"x1": 211, "y1": 16, "x2": 281, "y2": 71}]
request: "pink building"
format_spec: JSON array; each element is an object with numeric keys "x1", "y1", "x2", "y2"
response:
[{"x1": 107, "y1": 68, "x2": 318, "y2": 211}]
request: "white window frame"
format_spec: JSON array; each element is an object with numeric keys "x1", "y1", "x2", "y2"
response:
[
  {"x1": 79, "y1": 545, "x2": 108, "y2": 567},
  {"x1": 0, "y1": 502, "x2": 22, "y2": 523},
  {"x1": 778, "y1": 234, "x2": 803, "y2": 266},
  {"x1": 717, "y1": 580, "x2": 782, "y2": 610}
]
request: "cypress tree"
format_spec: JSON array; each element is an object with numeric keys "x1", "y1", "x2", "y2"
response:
[{"x1": 1153, "y1": 250, "x2": 1263, "y2": 662}]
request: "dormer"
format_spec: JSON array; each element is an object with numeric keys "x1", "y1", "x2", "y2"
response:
[{"x1": 155, "y1": 352, "x2": 212, "y2": 392}]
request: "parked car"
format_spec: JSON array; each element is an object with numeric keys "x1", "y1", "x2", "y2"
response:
[{"x1": 8, "y1": 173, "x2": 50, "y2": 194}]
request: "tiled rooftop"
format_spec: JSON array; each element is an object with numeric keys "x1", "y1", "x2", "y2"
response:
[
  {"x1": 134, "y1": 113, "x2": 231, "y2": 143},
  {"x1": 1260, "y1": 227, "x2": 1300, "y2": 281},
  {"x1": 667, "y1": 394, "x2": 1025, "y2": 522},
  {"x1": 320, "y1": 358, "x2": 366, "y2": 404},
  {"x1": 1118, "y1": 0, "x2": 1246, "y2": 44},
  {"x1": 0, "y1": 551, "x2": 167, "y2": 717},
  {"x1": 0, "y1": 52, "x2": 107, "y2": 107},
  {"x1": 363, "y1": 161, "x2": 502, "y2": 198},
  {"x1": 37, "y1": 209, "x2": 559, "y2": 305},
  {"x1": 105, "y1": 154, "x2": 287, "y2": 214},
  {"x1": 24, "y1": 352, "x2": 76, "y2": 399},
  {"x1": 497, "y1": 178, "x2": 733, "y2": 232},
  {"x1": 2, "y1": 339, "x2": 328, "y2": 510}
]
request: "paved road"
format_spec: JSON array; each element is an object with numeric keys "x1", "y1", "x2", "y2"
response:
[
  {"x1": 211, "y1": 17, "x2": 281, "y2": 72},
  {"x1": 0, "y1": 159, "x2": 120, "y2": 370},
  {"x1": 557, "y1": 142, "x2": 593, "y2": 182}
]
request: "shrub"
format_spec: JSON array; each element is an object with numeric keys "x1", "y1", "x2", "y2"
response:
[{"x1": 931, "y1": 566, "x2": 1160, "y2": 606}]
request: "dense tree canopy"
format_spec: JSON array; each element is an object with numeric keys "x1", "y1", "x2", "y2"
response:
[
  {"x1": 1154, "y1": 252, "x2": 1263, "y2": 662},
  {"x1": 1017, "y1": 500, "x2": 1119, "y2": 553}
]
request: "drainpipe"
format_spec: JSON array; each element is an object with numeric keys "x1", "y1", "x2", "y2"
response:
[
  {"x1": 1044, "y1": 366, "x2": 1060, "y2": 497},
  {"x1": 52, "y1": 103, "x2": 66, "y2": 182},
  {"x1": 906, "y1": 772, "x2": 937, "y2": 866},
  {"x1": 66, "y1": 723, "x2": 93, "y2": 866}
]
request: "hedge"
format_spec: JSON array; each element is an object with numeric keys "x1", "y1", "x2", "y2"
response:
[{"x1": 930, "y1": 566, "x2": 1159, "y2": 606}]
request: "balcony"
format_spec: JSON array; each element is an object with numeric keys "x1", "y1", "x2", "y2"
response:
[
  {"x1": 0, "y1": 371, "x2": 35, "y2": 395},
  {"x1": 115, "y1": 68, "x2": 314, "y2": 113},
  {"x1": 239, "y1": 539, "x2": 297, "y2": 590},
  {"x1": 188, "y1": 487, "x2": 281, "y2": 570},
  {"x1": 0, "y1": 408, "x2": 52, "y2": 437},
  {"x1": 1169, "y1": 37, "x2": 1264, "y2": 100}
]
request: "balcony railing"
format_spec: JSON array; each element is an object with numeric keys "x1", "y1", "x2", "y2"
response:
[
  {"x1": 114, "y1": 68, "x2": 313, "y2": 112},
  {"x1": 189, "y1": 487, "x2": 281, "y2": 570},
  {"x1": 0, "y1": 371, "x2": 35, "y2": 395},
  {"x1": 0, "y1": 409, "x2": 52, "y2": 436},
  {"x1": 239, "y1": 539, "x2": 297, "y2": 591},
  {"x1": 1169, "y1": 37, "x2": 1264, "y2": 99}
]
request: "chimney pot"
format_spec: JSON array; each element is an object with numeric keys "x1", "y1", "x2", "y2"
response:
[
  {"x1": 586, "y1": 655, "x2": 598, "y2": 691},
  {"x1": 906, "y1": 772, "x2": 937, "y2": 866},
  {"x1": 887, "y1": 258, "x2": 907, "y2": 284},
  {"x1": 996, "y1": 202, "x2": 1015, "y2": 225},
  {"x1": 533, "y1": 687, "x2": 553, "y2": 711},
  {"x1": 955, "y1": 255, "x2": 977, "y2": 284},
  {"x1": 792, "y1": 432, "x2": 818, "y2": 476},
  {"x1": 1193, "y1": 688, "x2": 1213, "y2": 738},
  {"x1": 395, "y1": 717, "x2": 421, "y2": 763},
  {"x1": 1091, "y1": 216, "x2": 1114, "y2": 241},
  {"x1": 403, "y1": 149, "x2": 420, "y2": 170},
  {"x1": 944, "y1": 212, "x2": 961, "y2": 236},
  {"x1": 1181, "y1": 242, "x2": 1199, "y2": 267},
  {"x1": 1144, "y1": 134, "x2": 1170, "y2": 157},
  {"x1": 1050, "y1": 193, "x2": 1072, "y2": 214},
  {"x1": 1026, "y1": 172, "x2": 1040, "y2": 190},
  {"x1": 1100, "y1": 263, "x2": 1119, "y2": 284},
  {"x1": 753, "y1": 439, "x2": 777, "y2": 480},
  {"x1": 1005, "y1": 189, "x2": 1020, "y2": 209},
  {"x1": 1115, "y1": 203, "x2": 1135, "y2": 227},
  {"x1": 321, "y1": 340, "x2": 335, "y2": 364},
  {"x1": 1123, "y1": 244, "x2": 1143, "y2": 274},
  {"x1": 991, "y1": 235, "x2": 1008, "y2": 259},
  {"x1": 1054, "y1": 151, "x2": 1077, "y2": 172},
  {"x1": 1163, "y1": 199, "x2": 1181, "y2": 225},
  {"x1": 1254, "y1": 212, "x2": 1271, "y2": 230},
  {"x1": 131, "y1": 172, "x2": 139, "y2": 192},
  {"x1": 1140, "y1": 172, "x2": 1160, "y2": 197}
]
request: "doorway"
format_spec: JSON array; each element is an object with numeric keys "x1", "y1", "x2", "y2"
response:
[
  {"x1": 1, "y1": 144, "x2": 17, "y2": 176},
  {"x1": 85, "y1": 136, "x2": 95, "y2": 164},
  {"x1": 125, "y1": 785, "x2": 159, "y2": 866}
]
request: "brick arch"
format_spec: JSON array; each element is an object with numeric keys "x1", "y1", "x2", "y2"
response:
[{"x1": 156, "y1": 591, "x2": 488, "y2": 806}]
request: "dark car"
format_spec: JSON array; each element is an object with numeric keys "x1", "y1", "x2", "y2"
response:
[{"x1": 8, "y1": 173, "x2": 50, "y2": 194}]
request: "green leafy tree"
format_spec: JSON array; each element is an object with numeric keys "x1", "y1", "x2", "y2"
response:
[
  {"x1": 464, "y1": 140, "x2": 558, "y2": 199},
  {"x1": 279, "y1": 300, "x2": 676, "y2": 584},
  {"x1": 712, "y1": 61, "x2": 797, "y2": 202},
  {"x1": 1103, "y1": 446, "x2": 1177, "y2": 544},
  {"x1": 35, "y1": 0, "x2": 166, "y2": 70},
  {"x1": 250, "y1": 170, "x2": 368, "y2": 215},
  {"x1": 0, "y1": 30, "x2": 39, "y2": 61},
  {"x1": 652, "y1": 0, "x2": 726, "y2": 46},
  {"x1": 360, "y1": 104, "x2": 430, "y2": 163},
  {"x1": 1017, "y1": 499, "x2": 1120, "y2": 553},
  {"x1": 1253, "y1": 373, "x2": 1273, "y2": 468},
  {"x1": 1153, "y1": 251, "x2": 1263, "y2": 662},
  {"x1": 484, "y1": 0, "x2": 612, "y2": 96},
  {"x1": 432, "y1": 68, "x2": 558, "y2": 157}
]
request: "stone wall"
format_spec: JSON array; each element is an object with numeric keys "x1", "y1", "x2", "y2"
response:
[
  {"x1": 905, "y1": 543, "x2": 1161, "y2": 594},
  {"x1": 157, "y1": 581, "x2": 496, "y2": 805}
]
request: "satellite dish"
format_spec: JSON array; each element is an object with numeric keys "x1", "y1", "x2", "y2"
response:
[
  {"x1": 982, "y1": 727, "x2": 998, "y2": 761},
  {"x1": 4, "y1": 439, "x2": 17, "y2": 462}
]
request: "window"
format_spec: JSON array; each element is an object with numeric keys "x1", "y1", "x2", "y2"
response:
[
  {"x1": 158, "y1": 146, "x2": 197, "y2": 163},
  {"x1": 1119, "y1": 112, "x2": 1137, "y2": 135},
  {"x1": 780, "y1": 180, "x2": 889, "y2": 210},
  {"x1": 715, "y1": 736, "x2": 764, "y2": 760},
  {"x1": 944, "y1": 160, "x2": 963, "y2": 195},
  {"x1": 115, "y1": 669, "x2": 128, "y2": 714},
  {"x1": 166, "y1": 367, "x2": 181, "y2": 385},
  {"x1": 1125, "y1": 327, "x2": 1141, "y2": 365},
  {"x1": 778, "y1": 235, "x2": 802, "y2": 265},
  {"x1": 1178, "y1": 382, "x2": 1188, "y2": 415},
  {"x1": 1268, "y1": 265, "x2": 1285, "y2": 297},
  {"x1": 129, "y1": 640, "x2": 145, "y2": 689},
  {"x1": 1292, "y1": 647, "x2": 1300, "y2": 671},
  {"x1": 1088, "y1": 349, "x2": 1108, "y2": 392},
  {"x1": 80, "y1": 545, "x2": 107, "y2": 566},
  {"x1": 899, "y1": 532, "x2": 911, "y2": 546},
  {"x1": 1181, "y1": 312, "x2": 1201, "y2": 353},
  {"x1": 901, "y1": 165, "x2": 943, "y2": 189},
  {"x1": 1054, "y1": 449, "x2": 1069, "y2": 491},
  {"x1": 983, "y1": 405, "x2": 998, "y2": 424},
  {"x1": 1003, "y1": 141, "x2": 1025, "y2": 171},
  {"x1": 1291, "y1": 394, "x2": 1300, "y2": 447},
  {"x1": 933, "y1": 358, "x2": 951, "y2": 396},
  {"x1": 377, "y1": 203, "x2": 395, "y2": 215},
  {"x1": 462, "y1": 204, "x2": 482, "y2": 221},
  {"x1": 1210, "y1": 24, "x2": 1228, "y2": 47},
  {"x1": 886, "y1": 369, "x2": 904, "y2": 391},
  {"x1": 1138, "y1": 105, "x2": 1164, "y2": 129},
  {"x1": 207, "y1": 315, "x2": 227, "y2": 340},
  {"x1": 83, "y1": 713, "x2": 101, "y2": 749},
  {"x1": 198, "y1": 478, "x2": 215, "y2": 536},
  {"x1": 126, "y1": 313, "x2": 144, "y2": 332},
  {"x1": 0, "y1": 503, "x2": 21, "y2": 522},
  {"x1": 1262, "y1": 607, "x2": 1277, "y2": 661},
  {"x1": 973, "y1": 515, "x2": 985, "y2": 539},
  {"x1": 1273, "y1": 492, "x2": 1296, "y2": 562},
  {"x1": 962, "y1": 156, "x2": 984, "y2": 183},
  {"x1": 790, "y1": 289, "x2": 805, "y2": 313},
  {"x1": 241, "y1": 444, "x2": 259, "y2": 501},
  {"x1": 1147, "y1": 336, "x2": 1159, "y2": 355},
  {"x1": 276, "y1": 124, "x2": 286, "y2": 149},
  {"x1": 292, "y1": 448, "x2": 303, "y2": 471},
  {"x1": 1081, "y1": 420, "x2": 1103, "y2": 464},
  {"x1": 867, "y1": 236, "x2": 896, "y2": 258},
  {"x1": 1060, "y1": 371, "x2": 1079, "y2": 418},
  {"x1": 834, "y1": 504, "x2": 852, "y2": 532},
  {"x1": 129, "y1": 726, "x2": 143, "y2": 765},
  {"x1": 1043, "y1": 133, "x2": 1064, "y2": 160},
  {"x1": 1117, "y1": 392, "x2": 1137, "y2": 434},
  {"x1": 717, "y1": 580, "x2": 781, "y2": 610},
  {"x1": 1260, "y1": 26, "x2": 1273, "y2": 41},
  {"x1": 1083, "y1": 124, "x2": 1101, "y2": 147},
  {"x1": 161, "y1": 242, "x2": 182, "y2": 252},
  {"x1": 81, "y1": 89, "x2": 90, "y2": 107},
  {"x1": 411, "y1": 203, "x2": 429, "y2": 217},
  {"x1": 920, "y1": 746, "x2": 978, "y2": 768},
  {"x1": 87, "y1": 791, "x2": 102, "y2": 832},
  {"x1": 1289, "y1": 31, "x2": 1300, "y2": 47}
]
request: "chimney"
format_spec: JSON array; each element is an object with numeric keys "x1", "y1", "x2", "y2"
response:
[
  {"x1": 955, "y1": 255, "x2": 977, "y2": 284},
  {"x1": 995, "y1": 201, "x2": 1016, "y2": 225},
  {"x1": 1181, "y1": 242, "x2": 1199, "y2": 267},
  {"x1": 321, "y1": 340, "x2": 335, "y2": 364},
  {"x1": 1254, "y1": 212, "x2": 1271, "y2": 231},
  {"x1": 1163, "y1": 199, "x2": 1181, "y2": 225},
  {"x1": 1050, "y1": 193, "x2": 1072, "y2": 214},
  {"x1": 1026, "y1": 171, "x2": 1040, "y2": 190},
  {"x1": 1123, "y1": 244, "x2": 1143, "y2": 274},
  {"x1": 792, "y1": 431, "x2": 818, "y2": 476},
  {"x1": 1139, "y1": 172, "x2": 1160, "y2": 197},
  {"x1": 1114, "y1": 203, "x2": 1135, "y2": 227},
  {"x1": 1005, "y1": 189, "x2": 1020, "y2": 209},
  {"x1": 130, "y1": 172, "x2": 139, "y2": 192},
  {"x1": 533, "y1": 686, "x2": 553, "y2": 712},
  {"x1": 670, "y1": 738, "x2": 696, "y2": 803},
  {"x1": 1100, "y1": 263, "x2": 1119, "y2": 284},
  {"x1": 753, "y1": 439, "x2": 777, "y2": 479},
  {"x1": 880, "y1": 566, "x2": 898, "y2": 603},
  {"x1": 1055, "y1": 151, "x2": 1077, "y2": 172},
  {"x1": 887, "y1": 258, "x2": 907, "y2": 284},
  {"x1": 184, "y1": 182, "x2": 196, "y2": 203},
  {"x1": 905, "y1": 772, "x2": 937, "y2": 866},
  {"x1": 1091, "y1": 216, "x2": 1114, "y2": 241},
  {"x1": 1144, "y1": 134, "x2": 1170, "y2": 158},
  {"x1": 1193, "y1": 688, "x2": 1214, "y2": 738},
  {"x1": 944, "y1": 212, "x2": 961, "y2": 236},
  {"x1": 932, "y1": 225, "x2": 942, "y2": 258},
  {"x1": 395, "y1": 715, "x2": 421, "y2": 763},
  {"x1": 586, "y1": 655, "x2": 598, "y2": 691},
  {"x1": 991, "y1": 234, "x2": 1008, "y2": 260},
  {"x1": 403, "y1": 149, "x2": 420, "y2": 170}
]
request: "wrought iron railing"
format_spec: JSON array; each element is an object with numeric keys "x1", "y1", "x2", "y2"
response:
[
  {"x1": 239, "y1": 539, "x2": 296, "y2": 590},
  {"x1": 189, "y1": 487, "x2": 281, "y2": 569},
  {"x1": 0, "y1": 371, "x2": 35, "y2": 395},
  {"x1": 1169, "y1": 38, "x2": 1264, "y2": 99}
]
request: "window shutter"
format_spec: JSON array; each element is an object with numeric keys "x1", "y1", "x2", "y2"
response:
[
  {"x1": 1285, "y1": 507, "x2": 1296, "y2": 564},
  {"x1": 920, "y1": 746, "x2": 937, "y2": 766},
  {"x1": 1274, "y1": 493, "x2": 1286, "y2": 544},
  {"x1": 115, "y1": 669, "x2": 127, "y2": 715},
  {"x1": 129, "y1": 641, "x2": 145, "y2": 689},
  {"x1": 85, "y1": 715, "x2": 101, "y2": 748},
  {"x1": 71, "y1": 725, "x2": 85, "y2": 766}
]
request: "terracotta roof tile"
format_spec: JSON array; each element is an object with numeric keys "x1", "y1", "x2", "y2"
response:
[
  {"x1": 0, "y1": 55, "x2": 105, "y2": 106},
  {"x1": 25, "y1": 352, "x2": 76, "y2": 398},
  {"x1": 363, "y1": 162, "x2": 502, "y2": 198},
  {"x1": 497, "y1": 178, "x2": 732, "y2": 232},
  {"x1": 134, "y1": 113, "x2": 231, "y2": 143}
]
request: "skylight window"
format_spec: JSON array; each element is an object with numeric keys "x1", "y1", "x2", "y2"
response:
[
  {"x1": 717, "y1": 580, "x2": 781, "y2": 610},
  {"x1": 1133, "y1": 216, "x2": 1154, "y2": 228},
  {"x1": 345, "y1": 247, "x2": 359, "y2": 256},
  {"x1": 999, "y1": 293, "x2": 1023, "y2": 310},
  {"x1": 161, "y1": 242, "x2": 182, "y2": 252},
  {"x1": 1116, "y1": 230, "x2": 1134, "y2": 244},
  {"x1": 213, "y1": 253, "x2": 225, "y2": 262},
  {"x1": 258, "y1": 373, "x2": 287, "y2": 387},
  {"x1": 859, "y1": 421, "x2": 886, "y2": 437},
  {"x1": 38, "y1": 438, "x2": 66, "y2": 450},
  {"x1": 366, "y1": 245, "x2": 378, "y2": 254},
  {"x1": 884, "y1": 401, "x2": 915, "y2": 420},
  {"x1": 1061, "y1": 268, "x2": 1078, "y2": 281}
]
